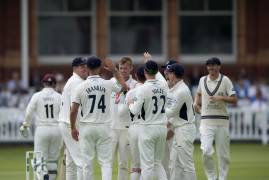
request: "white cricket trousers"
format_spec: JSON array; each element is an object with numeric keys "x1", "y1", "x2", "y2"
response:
[
  {"x1": 34, "y1": 125, "x2": 62, "y2": 180},
  {"x1": 200, "y1": 124, "x2": 230, "y2": 180},
  {"x1": 79, "y1": 123, "x2": 112, "y2": 180},
  {"x1": 111, "y1": 129, "x2": 130, "y2": 180},
  {"x1": 162, "y1": 136, "x2": 173, "y2": 180},
  {"x1": 59, "y1": 122, "x2": 84, "y2": 180},
  {"x1": 128, "y1": 124, "x2": 141, "y2": 180},
  {"x1": 139, "y1": 125, "x2": 168, "y2": 180},
  {"x1": 170, "y1": 124, "x2": 197, "y2": 180}
]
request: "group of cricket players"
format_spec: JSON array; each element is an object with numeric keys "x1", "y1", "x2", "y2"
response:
[{"x1": 20, "y1": 52, "x2": 237, "y2": 180}]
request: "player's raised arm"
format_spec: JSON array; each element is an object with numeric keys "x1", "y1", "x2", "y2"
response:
[{"x1": 104, "y1": 57, "x2": 128, "y2": 92}]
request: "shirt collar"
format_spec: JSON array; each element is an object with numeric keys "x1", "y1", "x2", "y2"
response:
[
  {"x1": 207, "y1": 73, "x2": 222, "y2": 82},
  {"x1": 42, "y1": 87, "x2": 54, "y2": 91},
  {"x1": 170, "y1": 80, "x2": 183, "y2": 91},
  {"x1": 87, "y1": 75, "x2": 101, "y2": 79}
]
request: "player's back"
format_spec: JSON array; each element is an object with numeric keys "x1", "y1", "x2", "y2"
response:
[
  {"x1": 74, "y1": 75, "x2": 120, "y2": 124},
  {"x1": 31, "y1": 88, "x2": 61, "y2": 126},
  {"x1": 138, "y1": 79, "x2": 168, "y2": 125}
]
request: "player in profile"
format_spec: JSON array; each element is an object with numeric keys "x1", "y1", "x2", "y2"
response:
[
  {"x1": 165, "y1": 64, "x2": 197, "y2": 180},
  {"x1": 20, "y1": 74, "x2": 62, "y2": 180},
  {"x1": 194, "y1": 57, "x2": 237, "y2": 180},
  {"x1": 58, "y1": 57, "x2": 88, "y2": 180}
]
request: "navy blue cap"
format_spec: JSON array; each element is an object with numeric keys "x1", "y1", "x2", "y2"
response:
[
  {"x1": 161, "y1": 60, "x2": 178, "y2": 68},
  {"x1": 206, "y1": 57, "x2": 221, "y2": 66},
  {"x1": 136, "y1": 66, "x2": 146, "y2": 82},
  {"x1": 42, "y1": 73, "x2": 56, "y2": 83},
  {"x1": 72, "y1": 57, "x2": 87, "y2": 67},
  {"x1": 87, "y1": 56, "x2": 102, "y2": 69},
  {"x1": 144, "y1": 60, "x2": 158, "y2": 75},
  {"x1": 167, "y1": 64, "x2": 184, "y2": 78}
]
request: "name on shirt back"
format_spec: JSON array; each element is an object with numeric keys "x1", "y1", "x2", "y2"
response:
[
  {"x1": 152, "y1": 88, "x2": 164, "y2": 94},
  {"x1": 86, "y1": 85, "x2": 106, "y2": 94}
]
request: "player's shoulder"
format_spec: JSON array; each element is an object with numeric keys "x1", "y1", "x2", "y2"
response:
[{"x1": 221, "y1": 74, "x2": 232, "y2": 82}]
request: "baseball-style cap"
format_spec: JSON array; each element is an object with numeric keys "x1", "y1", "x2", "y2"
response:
[
  {"x1": 41, "y1": 74, "x2": 57, "y2": 83},
  {"x1": 87, "y1": 56, "x2": 102, "y2": 69},
  {"x1": 144, "y1": 60, "x2": 158, "y2": 75},
  {"x1": 166, "y1": 64, "x2": 184, "y2": 77},
  {"x1": 72, "y1": 57, "x2": 87, "y2": 67},
  {"x1": 206, "y1": 57, "x2": 221, "y2": 66},
  {"x1": 161, "y1": 60, "x2": 178, "y2": 68}
]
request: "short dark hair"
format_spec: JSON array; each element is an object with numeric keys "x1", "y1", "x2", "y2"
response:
[
  {"x1": 144, "y1": 60, "x2": 158, "y2": 75},
  {"x1": 87, "y1": 56, "x2": 102, "y2": 69},
  {"x1": 136, "y1": 66, "x2": 146, "y2": 83},
  {"x1": 206, "y1": 57, "x2": 221, "y2": 66}
]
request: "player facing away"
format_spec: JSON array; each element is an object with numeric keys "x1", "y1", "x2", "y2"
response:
[
  {"x1": 70, "y1": 57, "x2": 128, "y2": 180},
  {"x1": 128, "y1": 60, "x2": 168, "y2": 180},
  {"x1": 20, "y1": 74, "x2": 62, "y2": 180},
  {"x1": 194, "y1": 57, "x2": 237, "y2": 180},
  {"x1": 165, "y1": 64, "x2": 197, "y2": 180},
  {"x1": 58, "y1": 57, "x2": 88, "y2": 180}
]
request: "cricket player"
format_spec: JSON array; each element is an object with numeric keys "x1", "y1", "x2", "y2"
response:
[
  {"x1": 128, "y1": 60, "x2": 168, "y2": 180},
  {"x1": 194, "y1": 57, "x2": 237, "y2": 180},
  {"x1": 110, "y1": 57, "x2": 137, "y2": 180},
  {"x1": 20, "y1": 74, "x2": 62, "y2": 180},
  {"x1": 165, "y1": 64, "x2": 197, "y2": 180},
  {"x1": 70, "y1": 56, "x2": 128, "y2": 180},
  {"x1": 144, "y1": 52, "x2": 174, "y2": 179},
  {"x1": 58, "y1": 57, "x2": 88, "y2": 180},
  {"x1": 120, "y1": 66, "x2": 146, "y2": 180}
]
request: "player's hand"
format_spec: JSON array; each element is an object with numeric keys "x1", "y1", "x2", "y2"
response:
[
  {"x1": 71, "y1": 127, "x2": 79, "y2": 141},
  {"x1": 143, "y1": 52, "x2": 152, "y2": 63},
  {"x1": 209, "y1": 96, "x2": 223, "y2": 103},
  {"x1": 193, "y1": 103, "x2": 201, "y2": 114},
  {"x1": 19, "y1": 125, "x2": 29, "y2": 137},
  {"x1": 166, "y1": 128, "x2": 174, "y2": 140}
]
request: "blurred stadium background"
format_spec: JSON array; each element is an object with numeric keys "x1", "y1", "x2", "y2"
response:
[{"x1": 0, "y1": 0, "x2": 269, "y2": 179}]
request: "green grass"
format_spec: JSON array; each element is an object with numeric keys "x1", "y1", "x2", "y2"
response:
[{"x1": 0, "y1": 143, "x2": 268, "y2": 180}]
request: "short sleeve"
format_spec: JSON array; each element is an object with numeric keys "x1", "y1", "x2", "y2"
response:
[
  {"x1": 197, "y1": 78, "x2": 202, "y2": 94},
  {"x1": 225, "y1": 77, "x2": 236, "y2": 96},
  {"x1": 72, "y1": 85, "x2": 82, "y2": 104}
]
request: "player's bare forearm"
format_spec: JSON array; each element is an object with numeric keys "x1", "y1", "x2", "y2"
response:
[
  {"x1": 104, "y1": 57, "x2": 128, "y2": 91},
  {"x1": 70, "y1": 103, "x2": 79, "y2": 130},
  {"x1": 114, "y1": 69, "x2": 129, "y2": 92},
  {"x1": 209, "y1": 95, "x2": 237, "y2": 105},
  {"x1": 194, "y1": 93, "x2": 202, "y2": 114}
]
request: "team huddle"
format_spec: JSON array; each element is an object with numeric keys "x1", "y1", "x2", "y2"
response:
[{"x1": 20, "y1": 52, "x2": 237, "y2": 180}]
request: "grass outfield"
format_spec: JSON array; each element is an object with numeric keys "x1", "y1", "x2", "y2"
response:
[{"x1": 0, "y1": 143, "x2": 268, "y2": 180}]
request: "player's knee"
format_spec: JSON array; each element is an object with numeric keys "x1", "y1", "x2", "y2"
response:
[{"x1": 202, "y1": 146, "x2": 214, "y2": 157}]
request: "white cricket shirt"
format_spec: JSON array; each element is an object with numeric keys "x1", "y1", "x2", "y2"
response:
[
  {"x1": 110, "y1": 76, "x2": 137, "y2": 129},
  {"x1": 72, "y1": 75, "x2": 121, "y2": 124},
  {"x1": 197, "y1": 74, "x2": 236, "y2": 126},
  {"x1": 129, "y1": 79, "x2": 168, "y2": 125},
  {"x1": 166, "y1": 80, "x2": 195, "y2": 127},
  {"x1": 58, "y1": 73, "x2": 84, "y2": 124},
  {"x1": 24, "y1": 87, "x2": 61, "y2": 127}
]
